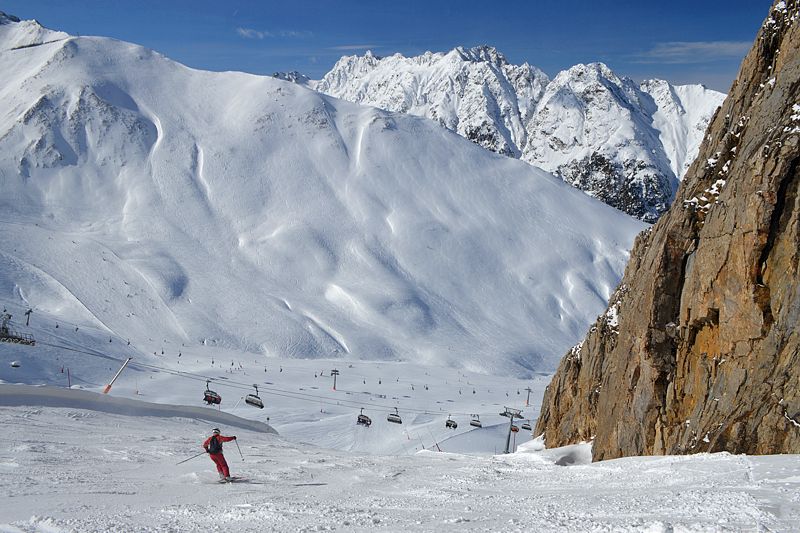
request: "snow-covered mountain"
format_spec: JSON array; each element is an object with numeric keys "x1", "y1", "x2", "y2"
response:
[
  {"x1": 313, "y1": 47, "x2": 550, "y2": 160},
  {"x1": 0, "y1": 14, "x2": 644, "y2": 376},
  {"x1": 305, "y1": 47, "x2": 725, "y2": 222}
]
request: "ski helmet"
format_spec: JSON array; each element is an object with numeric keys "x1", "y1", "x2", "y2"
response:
[{"x1": 212, "y1": 428, "x2": 220, "y2": 435}]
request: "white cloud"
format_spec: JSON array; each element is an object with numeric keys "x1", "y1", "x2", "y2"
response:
[
  {"x1": 236, "y1": 28, "x2": 312, "y2": 40},
  {"x1": 236, "y1": 27, "x2": 265, "y2": 40},
  {"x1": 635, "y1": 41, "x2": 751, "y2": 64}
]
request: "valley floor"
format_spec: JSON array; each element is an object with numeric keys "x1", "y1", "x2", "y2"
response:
[{"x1": 1, "y1": 404, "x2": 798, "y2": 532}]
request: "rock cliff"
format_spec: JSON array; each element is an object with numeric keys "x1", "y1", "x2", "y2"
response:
[{"x1": 535, "y1": 0, "x2": 800, "y2": 460}]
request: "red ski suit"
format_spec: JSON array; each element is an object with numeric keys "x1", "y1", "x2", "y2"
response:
[{"x1": 203, "y1": 434, "x2": 236, "y2": 478}]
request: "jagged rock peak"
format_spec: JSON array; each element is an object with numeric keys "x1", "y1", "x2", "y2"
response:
[
  {"x1": 306, "y1": 45, "x2": 724, "y2": 222},
  {"x1": 272, "y1": 70, "x2": 311, "y2": 85},
  {"x1": 453, "y1": 45, "x2": 508, "y2": 66},
  {"x1": 0, "y1": 12, "x2": 69, "y2": 50},
  {"x1": 334, "y1": 49, "x2": 381, "y2": 66},
  {"x1": 0, "y1": 11, "x2": 21, "y2": 24},
  {"x1": 558, "y1": 62, "x2": 622, "y2": 84},
  {"x1": 535, "y1": 0, "x2": 800, "y2": 460}
]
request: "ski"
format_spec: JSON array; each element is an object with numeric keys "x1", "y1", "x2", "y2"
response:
[{"x1": 216, "y1": 476, "x2": 263, "y2": 484}]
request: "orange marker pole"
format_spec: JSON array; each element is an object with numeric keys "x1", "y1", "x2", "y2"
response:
[{"x1": 103, "y1": 357, "x2": 132, "y2": 393}]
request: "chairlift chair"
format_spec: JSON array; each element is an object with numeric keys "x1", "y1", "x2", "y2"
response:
[
  {"x1": 387, "y1": 407, "x2": 402, "y2": 424},
  {"x1": 357, "y1": 408, "x2": 372, "y2": 427},
  {"x1": 445, "y1": 415, "x2": 457, "y2": 429},
  {"x1": 0, "y1": 313, "x2": 36, "y2": 346},
  {"x1": 245, "y1": 384, "x2": 264, "y2": 409},
  {"x1": 203, "y1": 380, "x2": 222, "y2": 405},
  {"x1": 469, "y1": 415, "x2": 482, "y2": 428},
  {"x1": 521, "y1": 420, "x2": 532, "y2": 431},
  {"x1": 510, "y1": 425, "x2": 519, "y2": 433}
]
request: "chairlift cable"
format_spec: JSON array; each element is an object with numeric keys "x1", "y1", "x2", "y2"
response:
[{"x1": 34, "y1": 337, "x2": 487, "y2": 416}]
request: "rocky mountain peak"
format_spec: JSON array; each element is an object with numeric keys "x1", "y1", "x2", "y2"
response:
[
  {"x1": 303, "y1": 47, "x2": 724, "y2": 222},
  {"x1": 272, "y1": 70, "x2": 311, "y2": 85},
  {"x1": 329, "y1": 50, "x2": 381, "y2": 75},
  {"x1": 535, "y1": 0, "x2": 800, "y2": 460},
  {"x1": 0, "y1": 11, "x2": 68, "y2": 50},
  {"x1": 454, "y1": 45, "x2": 508, "y2": 67},
  {"x1": 559, "y1": 62, "x2": 621, "y2": 85},
  {"x1": 0, "y1": 11, "x2": 21, "y2": 24}
]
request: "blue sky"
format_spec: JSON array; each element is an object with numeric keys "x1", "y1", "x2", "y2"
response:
[{"x1": 3, "y1": 1, "x2": 769, "y2": 91}]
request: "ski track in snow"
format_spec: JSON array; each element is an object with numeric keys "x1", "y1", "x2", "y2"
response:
[{"x1": 1, "y1": 405, "x2": 798, "y2": 532}]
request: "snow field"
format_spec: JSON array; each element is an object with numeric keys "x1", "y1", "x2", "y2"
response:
[
  {"x1": 0, "y1": 297, "x2": 545, "y2": 455},
  {"x1": 1, "y1": 404, "x2": 798, "y2": 532},
  {"x1": 0, "y1": 13, "x2": 797, "y2": 533}
]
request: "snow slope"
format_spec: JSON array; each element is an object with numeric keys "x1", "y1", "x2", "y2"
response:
[
  {"x1": 2, "y1": 399, "x2": 798, "y2": 531},
  {"x1": 0, "y1": 306, "x2": 545, "y2": 455},
  {"x1": 641, "y1": 79, "x2": 726, "y2": 179},
  {"x1": 0, "y1": 384, "x2": 276, "y2": 434},
  {"x1": 0, "y1": 16, "x2": 645, "y2": 377},
  {"x1": 309, "y1": 47, "x2": 725, "y2": 221}
]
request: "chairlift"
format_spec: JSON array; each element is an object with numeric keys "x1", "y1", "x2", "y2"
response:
[
  {"x1": 387, "y1": 407, "x2": 402, "y2": 424},
  {"x1": 499, "y1": 411, "x2": 511, "y2": 418},
  {"x1": 0, "y1": 313, "x2": 35, "y2": 346},
  {"x1": 521, "y1": 420, "x2": 532, "y2": 431},
  {"x1": 357, "y1": 408, "x2": 372, "y2": 427},
  {"x1": 445, "y1": 415, "x2": 457, "y2": 429},
  {"x1": 511, "y1": 425, "x2": 519, "y2": 433},
  {"x1": 469, "y1": 414, "x2": 482, "y2": 428},
  {"x1": 203, "y1": 380, "x2": 222, "y2": 405},
  {"x1": 245, "y1": 384, "x2": 264, "y2": 409}
]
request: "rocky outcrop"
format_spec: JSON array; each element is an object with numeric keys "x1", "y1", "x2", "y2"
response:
[
  {"x1": 313, "y1": 47, "x2": 548, "y2": 159},
  {"x1": 272, "y1": 70, "x2": 311, "y2": 85},
  {"x1": 0, "y1": 11, "x2": 68, "y2": 49},
  {"x1": 303, "y1": 47, "x2": 724, "y2": 222},
  {"x1": 535, "y1": 0, "x2": 800, "y2": 460}
]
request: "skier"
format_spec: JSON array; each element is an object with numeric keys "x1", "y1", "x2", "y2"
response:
[{"x1": 202, "y1": 428, "x2": 237, "y2": 480}]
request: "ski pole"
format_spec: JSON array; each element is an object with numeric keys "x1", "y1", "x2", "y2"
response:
[
  {"x1": 235, "y1": 439, "x2": 244, "y2": 461},
  {"x1": 176, "y1": 450, "x2": 207, "y2": 465}
]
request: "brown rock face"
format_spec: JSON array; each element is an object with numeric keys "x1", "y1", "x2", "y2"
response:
[{"x1": 535, "y1": 0, "x2": 800, "y2": 460}]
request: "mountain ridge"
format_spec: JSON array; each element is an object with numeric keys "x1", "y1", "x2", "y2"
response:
[
  {"x1": 284, "y1": 46, "x2": 725, "y2": 222},
  {"x1": 0, "y1": 15, "x2": 644, "y2": 377}
]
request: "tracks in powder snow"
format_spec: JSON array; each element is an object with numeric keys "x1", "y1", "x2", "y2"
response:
[{"x1": 2, "y1": 405, "x2": 799, "y2": 531}]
